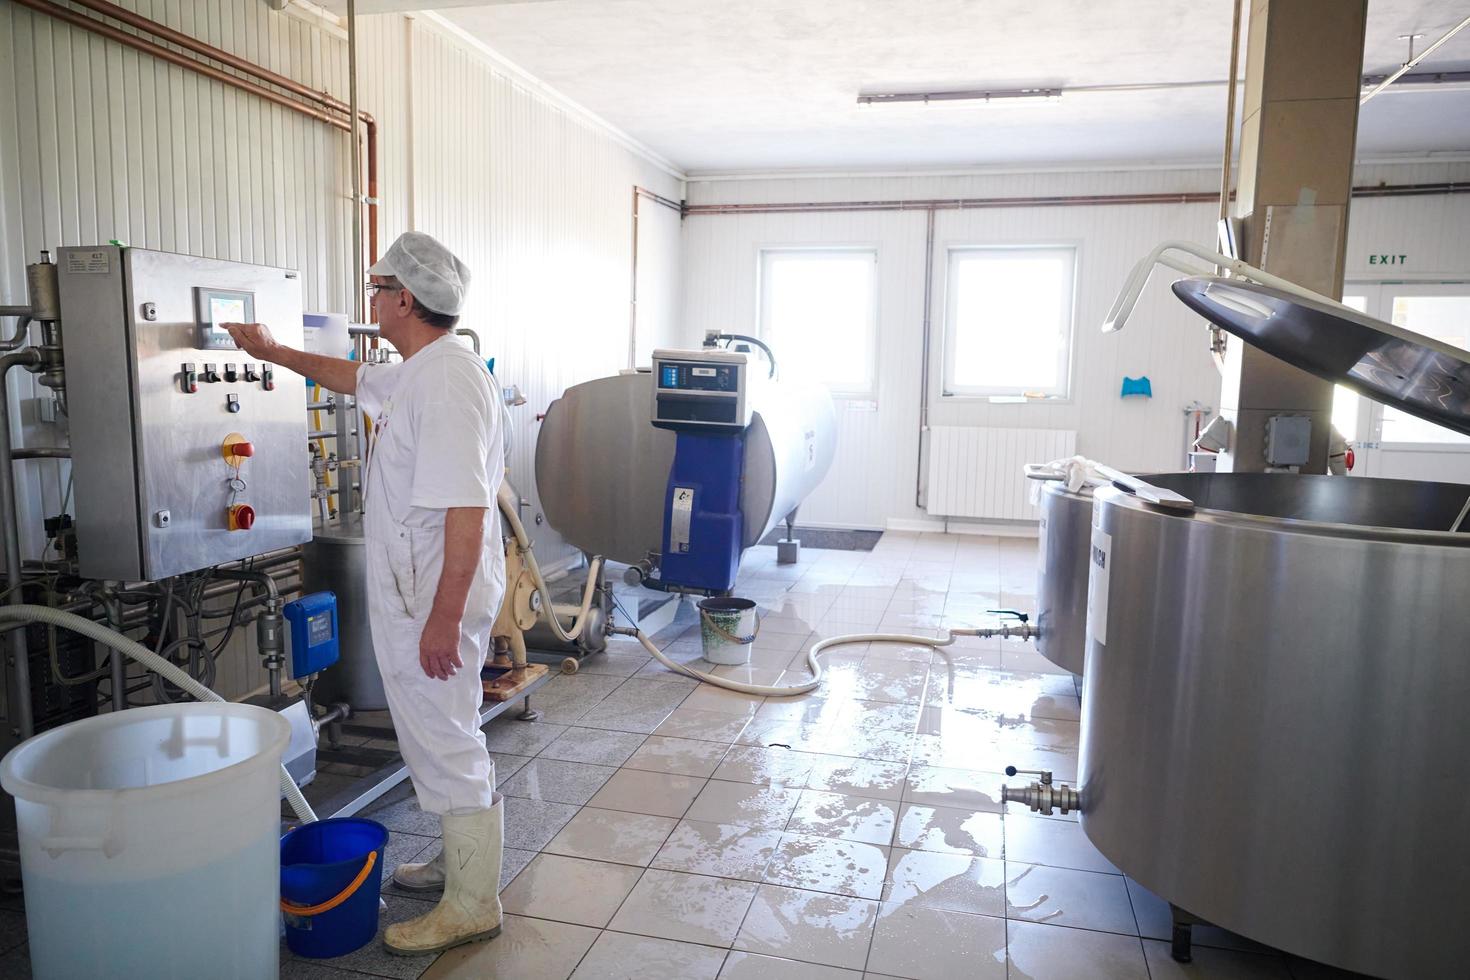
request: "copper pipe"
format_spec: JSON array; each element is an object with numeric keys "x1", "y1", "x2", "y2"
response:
[
  {"x1": 19, "y1": 0, "x2": 380, "y2": 268},
  {"x1": 349, "y1": 0, "x2": 364, "y2": 322},
  {"x1": 367, "y1": 123, "x2": 379, "y2": 267},
  {"x1": 67, "y1": 0, "x2": 353, "y2": 115},
  {"x1": 628, "y1": 186, "x2": 684, "y2": 367},
  {"x1": 684, "y1": 183, "x2": 1466, "y2": 216},
  {"x1": 636, "y1": 186, "x2": 684, "y2": 214},
  {"x1": 13, "y1": 0, "x2": 348, "y2": 131}
]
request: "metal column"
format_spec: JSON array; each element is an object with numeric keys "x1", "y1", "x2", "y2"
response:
[{"x1": 1216, "y1": 0, "x2": 1367, "y2": 474}]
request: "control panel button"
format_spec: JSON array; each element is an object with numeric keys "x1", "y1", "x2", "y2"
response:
[
  {"x1": 228, "y1": 504, "x2": 255, "y2": 531},
  {"x1": 261, "y1": 364, "x2": 275, "y2": 391},
  {"x1": 242, "y1": 363, "x2": 260, "y2": 382},
  {"x1": 226, "y1": 393, "x2": 241, "y2": 414},
  {"x1": 180, "y1": 362, "x2": 198, "y2": 394},
  {"x1": 201, "y1": 363, "x2": 221, "y2": 384},
  {"x1": 223, "y1": 364, "x2": 239, "y2": 383}
]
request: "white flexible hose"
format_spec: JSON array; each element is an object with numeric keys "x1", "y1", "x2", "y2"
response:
[
  {"x1": 495, "y1": 488, "x2": 1034, "y2": 697},
  {"x1": 498, "y1": 491, "x2": 603, "y2": 644},
  {"x1": 632, "y1": 626, "x2": 979, "y2": 697},
  {"x1": 0, "y1": 605, "x2": 319, "y2": 823}
]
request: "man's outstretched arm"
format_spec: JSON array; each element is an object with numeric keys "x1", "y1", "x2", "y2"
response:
[{"x1": 223, "y1": 321, "x2": 360, "y2": 394}]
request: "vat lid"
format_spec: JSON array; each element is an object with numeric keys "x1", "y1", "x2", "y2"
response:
[{"x1": 1173, "y1": 277, "x2": 1470, "y2": 437}]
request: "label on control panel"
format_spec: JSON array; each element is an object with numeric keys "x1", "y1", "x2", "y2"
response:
[
  {"x1": 1086, "y1": 527, "x2": 1111, "y2": 647},
  {"x1": 671, "y1": 487, "x2": 694, "y2": 554},
  {"x1": 66, "y1": 250, "x2": 110, "y2": 274}
]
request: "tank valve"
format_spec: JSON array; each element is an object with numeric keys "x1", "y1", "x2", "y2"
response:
[{"x1": 1001, "y1": 767, "x2": 1081, "y2": 816}]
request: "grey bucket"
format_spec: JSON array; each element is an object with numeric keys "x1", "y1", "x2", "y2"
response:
[{"x1": 697, "y1": 597, "x2": 759, "y2": 666}]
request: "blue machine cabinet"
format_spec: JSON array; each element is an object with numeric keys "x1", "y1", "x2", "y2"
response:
[{"x1": 659, "y1": 432, "x2": 745, "y2": 592}]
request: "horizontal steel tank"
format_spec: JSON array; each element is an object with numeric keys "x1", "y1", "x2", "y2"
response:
[
  {"x1": 534, "y1": 371, "x2": 836, "y2": 566},
  {"x1": 1034, "y1": 481, "x2": 1093, "y2": 675},
  {"x1": 1079, "y1": 472, "x2": 1470, "y2": 978},
  {"x1": 301, "y1": 514, "x2": 386, "y2": 710}
]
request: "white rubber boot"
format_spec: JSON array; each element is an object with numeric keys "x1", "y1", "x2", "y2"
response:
[
  {"x1": 392, "y1": 846, "x2": 446, "y2": 892},
  {"x1": 384, "y1": 798, "x2": 504, "y2": 956}
]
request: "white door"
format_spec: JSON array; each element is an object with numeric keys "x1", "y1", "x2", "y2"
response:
[{"x1": 1332, "y1": 283, "x2": 1470, "y2": 481}]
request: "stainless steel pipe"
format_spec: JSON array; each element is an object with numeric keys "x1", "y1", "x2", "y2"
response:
[{"x1": 1, "y1": 348, "x2": 42, "y2": 738}]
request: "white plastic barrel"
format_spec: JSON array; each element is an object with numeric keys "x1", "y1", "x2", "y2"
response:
[{"x1": 0, "y1": 703, "x2": 291, "y2": 979}]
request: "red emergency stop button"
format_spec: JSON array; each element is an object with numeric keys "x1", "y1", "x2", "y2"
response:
[
  {"x1": 221, "y1": 433, "x2": 254, "y2": 465},
  {"x1": 228, "y1": 504, "x2": 255, "y2": 531}
]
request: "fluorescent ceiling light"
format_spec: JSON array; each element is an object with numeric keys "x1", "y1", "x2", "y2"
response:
[{"x1": 857, "y1": 87, "x2": 1061, "y2": 107}]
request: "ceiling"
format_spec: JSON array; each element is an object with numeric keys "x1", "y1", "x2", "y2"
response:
[{"x1": 355, "y1": 0, "x2": 1470, "y2": 174}]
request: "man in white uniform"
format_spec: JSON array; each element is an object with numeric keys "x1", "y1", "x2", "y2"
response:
[{"x1": 225, "y1": 231, "x2": 506, "y2": 956}]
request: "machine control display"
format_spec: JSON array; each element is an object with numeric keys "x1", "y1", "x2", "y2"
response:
[
  {"x1": 659, "y1": 362, "x2": 739, "y2": 392},
  {"x1": 307, "y1": 611, "x2": 332, "y2": 647},
  {"x1": 194, "y1": 287, "x2": 254, "y2": 350}
]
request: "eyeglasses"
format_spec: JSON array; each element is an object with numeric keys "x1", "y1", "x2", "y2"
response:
[{"x1": 365, "y1": 282, "x2": 402, "y2": 298}]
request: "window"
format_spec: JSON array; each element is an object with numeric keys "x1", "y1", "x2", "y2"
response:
[
  {"x1": 1332, "y1": 289, "x2": 1470, "y2": 447},
  {"x1": 758, "y1": 249, "x2": 878, "y2": 395},
  {"x1": 1330, "y1": 294, "x2": 1369, "y2": 443},
  {"x1": 943, "y1": 246, "x2": 1076, "y2": 398},
  {"x1": 1377, "y1": 294, "x2": 1470, "y2": 445}
]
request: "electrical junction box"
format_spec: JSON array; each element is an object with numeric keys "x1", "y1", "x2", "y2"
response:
[
  {"x1": 56, "y1": 247, "x2": 311, "y2": 580},
  {"x1": 284, "y1": 591, "x2": 340, "y2": 679},
  {"x1": 1265, "y1": 414, "x2": 1312, "y2": 467}
]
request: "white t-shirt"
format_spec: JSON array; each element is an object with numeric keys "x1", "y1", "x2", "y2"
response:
[{"x1": 356, "y1": 333, "x2": 504, "y2": 533}]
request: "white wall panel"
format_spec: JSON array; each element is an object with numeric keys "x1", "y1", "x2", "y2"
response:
[
  {"x1": 682, "y1": 163, "x2": 1470, "y2": 530},
  {"x1": 1, "y1": 1, "x2": 682, "y2": 698}
]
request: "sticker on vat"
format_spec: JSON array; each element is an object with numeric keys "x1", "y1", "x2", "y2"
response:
[{"x1": 1087, "y1": 527, "x2": 1111, "y2": 646}]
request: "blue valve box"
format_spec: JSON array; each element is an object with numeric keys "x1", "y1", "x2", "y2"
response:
[{"x1": 284, "y1": 591, "x2": 339, "y2": 679}]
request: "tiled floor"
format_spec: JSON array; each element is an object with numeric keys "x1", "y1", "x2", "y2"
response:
[{"x1": 0, "y1": 532, "x2": 1369, "y2": 979}]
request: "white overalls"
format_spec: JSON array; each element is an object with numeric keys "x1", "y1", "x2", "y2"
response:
[{"x1": 356, "y1": 334, "x2": 505, "y2": 815}]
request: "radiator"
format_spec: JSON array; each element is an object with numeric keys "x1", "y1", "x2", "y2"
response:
[{"x1": 925, "y1": 426, "x2": 1077, "y2": 520}]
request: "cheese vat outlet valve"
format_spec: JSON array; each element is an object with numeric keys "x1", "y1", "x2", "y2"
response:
[{"x1": 1001, "y1": 767, "x2": 1081, "y2": 816}]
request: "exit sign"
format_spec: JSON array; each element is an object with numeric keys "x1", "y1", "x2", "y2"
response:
[{"x1": 1369, "y1": 254, "x2": 1407, "y2": 266}]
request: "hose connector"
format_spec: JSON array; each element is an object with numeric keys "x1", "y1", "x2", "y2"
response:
[{"x1": 1001, "y1": 767, "x2": 1081, "y2": 816}]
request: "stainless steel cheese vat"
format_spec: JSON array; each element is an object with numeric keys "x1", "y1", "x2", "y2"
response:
[
  {"x1": 1035, "y1": 481, "x2": 1093, "y2": 675},
  {"x1": 1079, "y1": 472, "x2": 1470, "y2": 978}
]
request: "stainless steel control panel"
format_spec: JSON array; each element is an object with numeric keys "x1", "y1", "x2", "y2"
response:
[{"x1": 57, "y1": 247, "x2": 311, "y2": 580}]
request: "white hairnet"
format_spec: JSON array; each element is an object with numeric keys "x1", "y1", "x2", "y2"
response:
[{"x1": 368, "y1": 231, "x2": 471, "y2": 316}]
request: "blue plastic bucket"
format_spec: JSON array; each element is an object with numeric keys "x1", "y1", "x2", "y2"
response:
[{"x1": 280, "y1": 818, "x2": 389, "y2": 958}]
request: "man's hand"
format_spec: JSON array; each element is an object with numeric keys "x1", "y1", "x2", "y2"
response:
[
  {"x1": 419, "y1": 612, "x2": 465, "y2": 680},
  {"x1": 222, "y1": 322, "x2": 282, "y2": 361}
]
